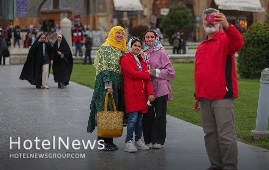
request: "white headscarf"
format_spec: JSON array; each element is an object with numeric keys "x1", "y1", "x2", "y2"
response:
[{"x1": 127, "y1": 37, "x2": 142, "y2": 53}]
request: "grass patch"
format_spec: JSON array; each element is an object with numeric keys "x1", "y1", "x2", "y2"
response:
[{"x1": 71, "y1": 63, "x2": 269, "y2": 150}]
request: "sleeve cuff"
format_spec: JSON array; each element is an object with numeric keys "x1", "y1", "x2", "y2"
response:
[
  {"x1": 150, "y1": 69, "x2": 161, "y2": 77},
  {"x1": 105, "y1": 81, "x2": 112, "y2": 89}
]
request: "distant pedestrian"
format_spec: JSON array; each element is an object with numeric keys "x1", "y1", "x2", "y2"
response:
[
  {"x1": 120, "y1": 37, "x2": 154, "y2": 153},
  {"x1": 84, "y1": 34, "x2": 93, "y2": 64},
  {"x1": 52, "y1": 34, "x2": 73, "y2": 88},
  {"x1": 20, "y1": 34, "x2": 53, "y2": 89},
  {"x1": 180, "y1": 32, "x2": 187, "y2": 54},
  {"x1": 0, "y1": 29, "x2": 8, "y2": 65},
  {"x1": 85, "y1": 28, "x2": 92, "y2": 38},
  {"x1": 72, "y1": 27, "x2": 83, "y2": 57},
  {"x1": 27, "y1": 32, "x2": 37, "y2": 49},
  {"x1": 194, "y1": 8, "x2": 244, "y2": 170},
  {"x1": 172, "y1": 32, "x2": 181, "y2": 54},
  {"x1": 3, "y1": 26, "x2": 12, "y2": 48},
  {"x1": 13, "y1": 27, "x2": 21, "y2": 48},
  {"x1": 142, "y1": 29, "x2": 175, "y2": 149}
]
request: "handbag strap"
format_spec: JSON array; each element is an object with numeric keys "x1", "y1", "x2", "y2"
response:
[{"x1": 104, "y1": 92, "x2": 117, "y2": 112}]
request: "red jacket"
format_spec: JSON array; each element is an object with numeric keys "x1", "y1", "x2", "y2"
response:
[
  {"x1": 120, "y1": 52, "x2": 154, "y2": 113},
  {"x1": 72, "y1": 29, "x2": 83, "y2": 43},
  {"x1": 195, "y1": 24, "x2": 244, "y2": 100}
]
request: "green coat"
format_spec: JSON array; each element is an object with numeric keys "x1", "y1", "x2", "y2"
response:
[{"x1": 87, "y1": 45, "x2": 124, "y2": 133}]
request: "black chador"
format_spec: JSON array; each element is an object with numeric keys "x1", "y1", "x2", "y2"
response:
[
  {"x1": 19, "y1": 34, "x2": 52, "y2": 88},
  {"x1": 52, "y1": 35, "x2": 73, "y2": 88}
]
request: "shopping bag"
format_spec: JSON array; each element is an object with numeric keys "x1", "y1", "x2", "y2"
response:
[{"x1": 97, "y1": 92, "x2": 124, "y2": 138}]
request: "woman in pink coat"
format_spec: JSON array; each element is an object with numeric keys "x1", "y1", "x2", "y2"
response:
[
  {"x1": 143, "y1": 29, "x2": 175, "y2": 149},
  {"x1": 120, "y1": 37, "x2": 155, "y2": 153}
]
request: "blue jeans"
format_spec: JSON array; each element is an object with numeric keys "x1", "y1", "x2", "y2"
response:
[
  {"x1": 74, "y1": 43, "x2": 82, "y2": 56},
  {"x1": 125, "y1": 112, "x2": 143, "y2": 143},
  {"x1": 14, "y1": 39, "x2": 20, "y2": 48},
  {"x1": 84, "y1": 49, "x2": 92, "y2": 64}
]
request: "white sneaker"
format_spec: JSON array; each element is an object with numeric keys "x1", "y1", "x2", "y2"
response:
[
  {"x1": 146, "y1": 142, "x2": 153, "y2": 149},
  {"x1": 152, "y1": 143, "x2": 162, "y2": 149},
  {"x1": 42, "y1": 85, "x2": 49, "y2": 89},
  {"x1": 135, "y1": 139, "x2": 149, "y2": 150},
  {"x1": 124, "y1": 141, "x2": 137, "y2": 153}
]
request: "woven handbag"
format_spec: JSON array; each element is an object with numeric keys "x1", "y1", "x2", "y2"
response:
[{"x1": 97, "y1": 92, "x2": 124, "y2": 138}]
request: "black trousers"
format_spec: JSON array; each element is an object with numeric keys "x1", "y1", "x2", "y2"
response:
[
  {"x1": 98, "y1": 136, "x2": 113, "y2": 144},
  {"x1": 142, "y1": 95, "x2": 168, "y2": 145}
]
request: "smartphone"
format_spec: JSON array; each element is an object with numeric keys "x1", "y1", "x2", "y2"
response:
[{"x1": 205, "y1": 14, "x2": 216, "y2": 23}]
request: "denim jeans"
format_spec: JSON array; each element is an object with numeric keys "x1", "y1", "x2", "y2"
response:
[
  {"x1": 74, "y1": 43, "x2": 82, "y2": 56},
  {"x1": 125, "y1": 112, "x2": 143, "y2": 143},
  {"x1": 84, "y1": 49, "x2": 92, "y2": 64},
  {"x1": 14, "y1": 39, "x2": 20, "y2": 48}
]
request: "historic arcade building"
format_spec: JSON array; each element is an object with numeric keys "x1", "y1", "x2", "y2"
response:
[{"x1": 0, "y1": 0, "x2": 268, "y2": 41}]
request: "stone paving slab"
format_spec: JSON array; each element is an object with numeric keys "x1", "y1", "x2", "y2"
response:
[{"x1": 0, "y1": 65, "x2": 268, "y2": 170}]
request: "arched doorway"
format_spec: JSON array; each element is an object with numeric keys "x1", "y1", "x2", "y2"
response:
[{"x1": 38, "y1": 0, "x2": 72, "y2": 32}]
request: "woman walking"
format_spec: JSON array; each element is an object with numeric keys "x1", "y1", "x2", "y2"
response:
[{"x1": 52, "y1": 34, "x2": 73, "y2": 88}]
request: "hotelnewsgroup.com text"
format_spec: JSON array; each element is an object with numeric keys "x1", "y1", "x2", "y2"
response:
[{"x1": 9, "y1": 136, "x2": 105, "y2": 159}]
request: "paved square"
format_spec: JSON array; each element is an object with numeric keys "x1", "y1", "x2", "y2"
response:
[{"x1": 0, "y1": 65, "x2": 268, "y2": 170}]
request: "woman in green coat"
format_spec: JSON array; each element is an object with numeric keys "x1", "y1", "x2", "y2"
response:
[{"x1": 87, "y1": 26, "x2": 126, "y2": 151}]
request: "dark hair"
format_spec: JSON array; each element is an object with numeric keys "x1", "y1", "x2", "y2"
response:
[
  {"x1": 144, "y1": 29, "x2": 157, "y2": 38},
  {"x1": 130, "y1": 37, "x2": 142, "y2": 47}
]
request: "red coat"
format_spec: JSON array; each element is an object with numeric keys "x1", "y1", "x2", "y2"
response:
[
  {"x1": 120, "y1": 52, "x2": 154, "y2": 114},
  {"x1": 195, "y1": 25, "x2": 244, "y2": 100}
]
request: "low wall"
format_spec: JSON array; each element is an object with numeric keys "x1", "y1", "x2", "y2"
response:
[{"x1": 9, "y1": 43, "x2": 199, "y2": 65}]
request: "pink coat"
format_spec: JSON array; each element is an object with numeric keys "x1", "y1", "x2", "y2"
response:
[{"x1": 146, "y1": 49, "x2": 175, "y2": 101}]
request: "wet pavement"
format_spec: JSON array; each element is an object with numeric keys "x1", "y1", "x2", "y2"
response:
[{"x1": 0, "y1": 65, "x2": 268, "y2": 170}]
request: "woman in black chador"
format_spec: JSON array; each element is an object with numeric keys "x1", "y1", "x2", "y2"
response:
[
  {"x1": 20, "y1": 34, "x2": 53, "y2": 89},
  {"x1": 52, "y1": 34, "x2": 73, "y2": 88}
]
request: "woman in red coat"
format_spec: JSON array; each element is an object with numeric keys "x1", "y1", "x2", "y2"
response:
[{"x1": 120, "y1": 37, "x2": 155, "y2": 153}]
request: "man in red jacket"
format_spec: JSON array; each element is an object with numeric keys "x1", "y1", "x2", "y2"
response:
[
  {"x1": 72, "y1": 27, "x2": 83, "y2": 57},
  {"x1": 194, "y1": 8, "x2": 244, "y2": 170}
]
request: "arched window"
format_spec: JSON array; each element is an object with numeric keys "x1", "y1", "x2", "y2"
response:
[{"x1": 53, "y1": 0, "x2": 60, "y2": 9}]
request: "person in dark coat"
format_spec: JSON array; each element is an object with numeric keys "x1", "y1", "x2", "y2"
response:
[
  {"x1": 0, "y1": 29, "x2": 8, "y2": 65},
  {"x1": 84, "y1": 34, "x2": 93, "y2": 64},
  {"x1": 20, "y1": 34, "x2": 53, "y2": 89},
  {"x1": 13, "y1": 27, "x2": 21, "y2": 48},
  {"x1": 52, "y1": 34, "x2": 73, "y2": 88}
]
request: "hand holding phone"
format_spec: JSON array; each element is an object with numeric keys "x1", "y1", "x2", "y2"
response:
[{"x1": 205, "y1": 14, "x2": 216, "y2": 23}]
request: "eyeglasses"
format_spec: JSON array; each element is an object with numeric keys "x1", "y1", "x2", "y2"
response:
[{"x1": 145, "y1": 36, "x2": 155, "y2": 39}]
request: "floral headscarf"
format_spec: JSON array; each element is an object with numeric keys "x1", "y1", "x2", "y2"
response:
[
  {"x1": 143, "y1": 29, "x2": 164, "y2": 69},
  {"x1": 103, "y1": 26, "x2": 126, "y2": 52},
  {"x1": 93, "y1": 26, "x2": 127, "y2": 76}
]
